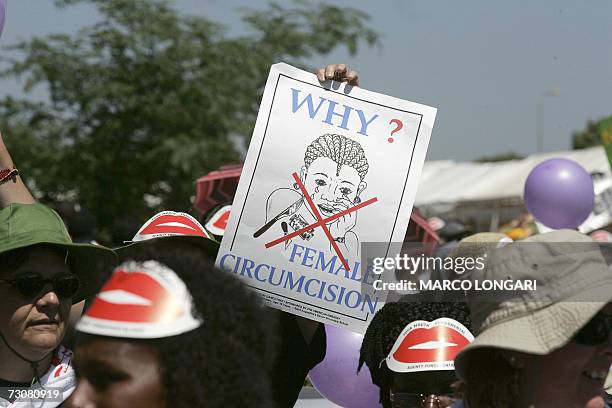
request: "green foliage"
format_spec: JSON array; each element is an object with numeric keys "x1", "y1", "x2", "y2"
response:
[
  {"x1": 572, "y1": 115, "x2": 612, "y2": 149},
  {"x1": 474, "y1": 152, "x2": 524, "y2": 162},
  {"x1": 0, "y1": 0, "x2": 378, "y2": 235}
]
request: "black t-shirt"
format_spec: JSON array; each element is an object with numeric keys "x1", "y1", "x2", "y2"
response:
[{"x1": 268, "y1": 310, "x2": 326, "y2": 408}]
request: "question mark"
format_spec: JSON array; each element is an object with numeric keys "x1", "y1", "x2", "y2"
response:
[{"x1": 388, "y1": 119, "x2": 403, "y2": 143}]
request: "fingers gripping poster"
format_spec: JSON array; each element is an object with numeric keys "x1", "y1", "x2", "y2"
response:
[{"x1": 216, "y1": 63, "x2": 436, "y2": 333}]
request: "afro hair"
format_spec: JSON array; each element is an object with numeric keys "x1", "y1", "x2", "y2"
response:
[
  {"x1": 359, "y1": 292, "x2": 471, "y2": 408},
  {"x1": 82, "y1": 240, "x2": 277, "y2": 408}
]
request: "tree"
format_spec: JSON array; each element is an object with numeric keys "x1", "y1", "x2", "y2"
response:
[
  {"x1": 0, "y1": 0, "x2": 378, "y2": 238},
  {"x1": 572, "y1": 116, "x2": 612, "y2": 149},
  {"x1": 475, "y1": 152, "x2": 524, "y2": 162}
]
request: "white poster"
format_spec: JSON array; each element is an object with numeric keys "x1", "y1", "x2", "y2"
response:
[{"x1": 216, "y1": 63, "x2": 436, "y2": 333}]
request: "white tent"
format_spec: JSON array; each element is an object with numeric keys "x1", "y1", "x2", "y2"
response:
[{"x1": 415, "y1": 146, "x2": 611, "y2": 206}]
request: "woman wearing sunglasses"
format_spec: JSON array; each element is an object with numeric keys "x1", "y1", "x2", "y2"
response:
[
  {"x1": 0, "y1": 203, "x2": 115, "y2": 407},
  {"x1": 451, "y1": 230, "x2": 612, "y2": 408}
]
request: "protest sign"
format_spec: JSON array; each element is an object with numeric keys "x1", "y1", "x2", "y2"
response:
[
  {"x1": 579, "y1": 175, "x2": 612, "y2": 233},
  {"x1": 576, "y1": 117, "x2": 612, "y2": 233},
  {"x1": 216, "y1": 63, "x2": 436, "y2": 333}
]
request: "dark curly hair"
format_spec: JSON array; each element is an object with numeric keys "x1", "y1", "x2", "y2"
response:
[
  {"x1": 78, "y1": 240, "x2": 277, "y2": 408},
  {"x1": 358, "y1": 292, "x2": 472, "y2": 408}
]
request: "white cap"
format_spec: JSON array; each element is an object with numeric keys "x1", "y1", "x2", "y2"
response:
[
  {"x1": 77, "y1": 260, "x2": 202, "y2": 339},
  {"x1": 132, "y1": 211, "x2": 211, "y2": 242},
  {"x1": 204, "y1": 205, "x2": 231, "y2": 236},
  {"x1": 385, "y1": 318, "x2": 474, "y2": 373}
]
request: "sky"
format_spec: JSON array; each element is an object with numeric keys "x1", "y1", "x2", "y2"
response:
[{"x1": 1, "y1": 0, "x2": 611, "y2": 162}]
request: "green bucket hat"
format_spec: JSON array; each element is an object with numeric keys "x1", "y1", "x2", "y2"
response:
[{"x1": 0, "y1": 203, "x2": 117, "y2": 302}]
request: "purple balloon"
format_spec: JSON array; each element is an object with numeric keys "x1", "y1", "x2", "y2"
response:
[
  {"x1": 0, "y1": 0, "x2": 5, "y2": 38},
  {"x1": 524, "y1": 158, "x2": 594, "y2": 229},
  {"x1": 309, "y1": 325, "x2": 382, "y2": 408}
]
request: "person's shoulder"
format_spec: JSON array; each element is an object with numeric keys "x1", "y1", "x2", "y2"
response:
[
  {"x1": 45, "y1": 345, "x2": 76, "y2": 385},
  {"x1": 450, "y1": 400, "x2": 466, "y2": 408}
]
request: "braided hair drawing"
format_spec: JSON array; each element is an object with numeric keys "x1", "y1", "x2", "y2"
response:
[
  {"x1": 256, "y1": 134, "x2": 369, "y2": 250},
  {"x1": 304, "y1": 134, "x2": 369, "y2": 180}
]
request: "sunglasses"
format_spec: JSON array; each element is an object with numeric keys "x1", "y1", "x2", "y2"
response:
[
  {"x1": 573, "y1": 312, "x2": 612, "y2": 346},
  {"x1": 0, "y1": 273, "x2": 80, "y2": 298}
]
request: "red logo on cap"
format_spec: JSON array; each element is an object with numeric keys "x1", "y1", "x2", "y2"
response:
[
  {"x1": 211, "y1": 209, "x2": 230, "y2": 230},
  {"x1": 53, "y1": 366, "x2": 62, "y2": 378},
  {"x1": 205, "y1": 205, "x2": 231, "y2": 236},
  {"x1": 392, "y1": 325, "x2": 471, "y2": 364},
  {"x1": 86, "y1": 270, "x2": 182, "y2": 323},
  {"x1": 140, "y1": 214, "x2": 208, "y2": 237}
]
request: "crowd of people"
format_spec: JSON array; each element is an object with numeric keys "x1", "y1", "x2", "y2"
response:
[{"x1": 0, "y1": 64, "x2": 611, "y2": 408}]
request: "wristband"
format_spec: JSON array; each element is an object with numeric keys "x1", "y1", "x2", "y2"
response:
[{"x1": 0, "y1": 167, "x2": 19, "y2": 186}]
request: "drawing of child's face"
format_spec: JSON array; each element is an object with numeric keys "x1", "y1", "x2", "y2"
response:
[{"x1": 300, "y1": 157, "x2": 367, "y2": 218}]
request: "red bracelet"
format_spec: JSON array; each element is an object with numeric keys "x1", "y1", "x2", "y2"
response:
[{"x1": 0, "y1": 168, "x2": 19, "y2": 186}]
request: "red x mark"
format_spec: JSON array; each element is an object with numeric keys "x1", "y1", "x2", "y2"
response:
[{"x1": 265, "y1": 172, "x2": 378, "y2": 271}]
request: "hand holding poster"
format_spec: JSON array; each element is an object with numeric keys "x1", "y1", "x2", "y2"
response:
[{"x1": 216, "y1": 63, "x2": 437, "y2": 333}]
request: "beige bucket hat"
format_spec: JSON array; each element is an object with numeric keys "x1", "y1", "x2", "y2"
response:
[
  {"x1": 429, "y1": 232, "x2": 509, "y2": 281},
  {"x1": 455, "y1": 229, "x2": 612, "y2": 380},
  {"x1": 448, "y1": 233, "x2": 510, "y2": 272}
]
